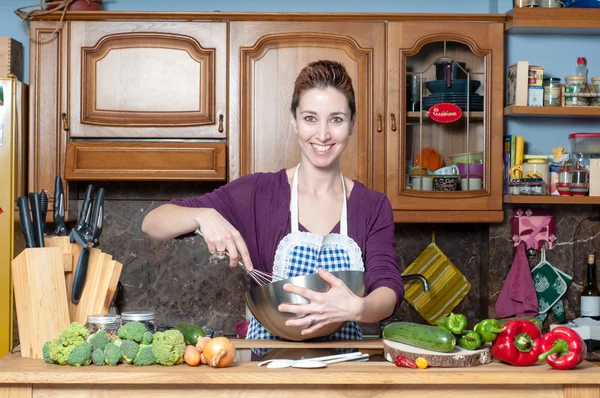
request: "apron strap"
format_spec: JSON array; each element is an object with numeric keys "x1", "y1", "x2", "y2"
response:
[{"x1": 291, "y1": 164, "x2": 348, "y2": 236}]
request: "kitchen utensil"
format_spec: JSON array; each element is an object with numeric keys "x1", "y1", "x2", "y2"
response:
[
  {"x1": 456, "y1": 162, "x2": 484, "y2": 178},
  {"x1": 449, "y1": 152, "x2": 483, "y2": 165},
  {"x1": 16, "y1": 196, "x2": 36, "y2": 248},
  {"x1": 245, "y1": 270, "x2": 365, "y2": 341},
  {"x1": 460, "y1": 177, "x2": 483, "y2": 191},
  {"x1": 194, "y1": 229, "x2": 284, "y2": 286},
  {"x1": 383, "y1": 340, "x2": 491, "y2": 368},
  {"x1": 414, "y1": 147, "x2": 442, "y2": 171},
  {"x1": 53, "y1": 176, "x2": 67, "y2": 236},
  {"x1": 426, "y1": 79, "x2": 480, "y2": 94},
  {"x1": 401, "y1": 232, "x2": 471, "y2": 325},
  {"x1": 433, "y1": 175, "x2": 459, "y2": 191},
  {"x1": 258, "y1": 352, "x2": 367, "y2": 368},
  {"x1": 406, "y1": 74, "x2": 421, "y2": 111},
  {"x1": 39, "y1": 189, "x2": 48, "y2": 234},
  {"x1": 28, "y1": 192, "x2": 44, "y2": 248}
]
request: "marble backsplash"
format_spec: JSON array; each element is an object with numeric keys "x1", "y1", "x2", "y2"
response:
[{"x1": 12, "y1": 181, "x2": 600, "y2": 343}]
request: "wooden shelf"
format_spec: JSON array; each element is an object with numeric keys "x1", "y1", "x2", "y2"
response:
[
  {"x1": 504, "y1": 195, "x2": 600, "y2": 205},
  {"x1": 407, "y1": 111, "x2": 484, "y2": 119},
  {"x1": 506, "y1": 8, "x2": 600, "y2": 34},
  {"x1": 504, "y1": 106, "x2": 600, "y2": 118}
]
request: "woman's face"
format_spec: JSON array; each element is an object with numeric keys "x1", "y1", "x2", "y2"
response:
[{"x1": 293, "y1": 87, "x2": 354, "y2": 170}]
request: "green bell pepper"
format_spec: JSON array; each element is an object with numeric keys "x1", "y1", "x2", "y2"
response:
[
  {"x1": 474, "y1": 319, "x2": 506, "y2": 343},
  {"x1": 458, "y1": 330, "x2": 483, "y2": 350},
  {"x1": 436, "y1": 313, "x2": 467, "y2": 335}
]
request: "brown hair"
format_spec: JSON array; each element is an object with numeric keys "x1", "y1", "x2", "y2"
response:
[{"x1": 290, "y1": 60, "x2": 356, "y2": 120}]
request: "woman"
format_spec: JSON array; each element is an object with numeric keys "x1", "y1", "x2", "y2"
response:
[{"x1": 142, "y1": 60, "x2": 403, "y2": 340}]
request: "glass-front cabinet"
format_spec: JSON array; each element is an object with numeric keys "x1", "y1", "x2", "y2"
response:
[{"x1": 387, "y1": 22, "x2": 505, "y2": 223}]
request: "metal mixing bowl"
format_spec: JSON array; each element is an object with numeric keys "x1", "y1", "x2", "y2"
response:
[{"x1": 244, "y1": 270, "x2": 365, "y2": 341}]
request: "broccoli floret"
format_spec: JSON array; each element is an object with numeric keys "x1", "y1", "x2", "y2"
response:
[
  {"x1": 151, "y1": 330, "x2": 185, "y2": 366},
  {"x1": 48, "y1": 322, "x2": 89, "y2": 365},
  {"x1": 133, "y1": 344, "x2": 156, "y2": 366},
  {"x1": 88, "y1": 330, "x2": 111, "y2": 351},
  {"x1": 120, "y1": 339, "x2": 139, "y2": 364},
  {"x1": 111, "y1": 337, "x2": 122, "y2": 347},
  {"x1": 67, "y1": 342, "x2": 93, "y2": 366},
  {"x1": 104, "y1": 343, "x2": 121, "y2": 366},
  {"x1": 142, "y1": 331, "x2": 153, "y2": 345},
  {"x1": 117, "y1": 322, "x2": 148, "y2": 343},
  {"x1": 42, "y1": 341, "x2": 55, "y2": 364},
  {"x1": 92, "y1": 348, "x2": 105, "y2": 366}
]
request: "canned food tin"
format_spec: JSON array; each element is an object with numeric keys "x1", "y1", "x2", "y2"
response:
[{"x1": 564, "y1": 76, "x2": 588, "y2": 106}]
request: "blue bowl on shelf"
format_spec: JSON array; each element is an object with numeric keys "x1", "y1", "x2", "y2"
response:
[
  {"x1": 425, "y1": 80, "x2": 481, "y2": 94},
  {"x1": 563, "y1": 0, "x2": 600, "y2": 6}
]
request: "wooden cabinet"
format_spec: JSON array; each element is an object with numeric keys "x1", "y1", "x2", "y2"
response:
[
  {"x1": 386, "y1": 21, "x2": 505, "y2": 222},
  {"x1": 29, "y1": 19, "x2": 228, "y2": 216},
  {"x1": 229, "y1": 21, "x2": 385, "y2": 190},
  {"x1": 67, "y1": 21, "x2": 226, "y2": 139}
]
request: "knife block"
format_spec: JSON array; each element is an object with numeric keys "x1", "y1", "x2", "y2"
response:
[
  {"x1": 11, "y1": 247, "x2": 71, "y2": 359},
  {"x1": 45, "y1": 236, "x2": 123, "y2": 325}
]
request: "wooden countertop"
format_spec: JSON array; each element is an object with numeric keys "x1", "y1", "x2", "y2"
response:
[{"x1": 2, "y1": 339, "x2": 600, "y2": 386}]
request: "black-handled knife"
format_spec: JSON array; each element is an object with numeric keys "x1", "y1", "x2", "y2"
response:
[
  {"x1": 53, "y1": 176, "x2": 67, "y2": 236},
  {"x1": 71, "y1": 245, "x2": 90, "y2": 304},
  {"x1": 28, "y1": 192, "x2": 45, "y2": 248},
  {"x1": 77, "y1": 184, "x2": 94, "y2": 232},
  {"x1": 17, "y1": 196, "x2": 36, "y2": 248},
  {"x1": 40, "y1": 190, "x2": 48, "y2": 235},
  {"x1": 89, "y1": 187, "x2": 104, "y2": 247},
  {"x1": 69, "y1": 228, "x2": 90, "y2": 304}
]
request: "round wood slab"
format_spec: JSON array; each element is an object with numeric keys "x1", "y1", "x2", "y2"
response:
[{"x1": 383, "y1": 339, "x2": 492, "y2": 368}]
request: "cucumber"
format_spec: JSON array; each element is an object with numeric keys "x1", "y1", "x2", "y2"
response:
[
  {"x1": 382, "y1": 321, "x2": 456, "y2": 353},
  {"x1": 175, "y1": 322, "x2": 206, "y2": 346},
  {"x1": 497, "y1": 317, "x2": 542, "y2": 330}
]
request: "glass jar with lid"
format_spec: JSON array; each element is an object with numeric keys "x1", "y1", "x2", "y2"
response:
[
  {"x1": 564, "y1": 76, "x2": 588, "y2": 106},
  {"x1": 543, "y1": 77, "x2": 561, "y2": 107},
  {"x1": 121, "y1": 311, "x2": 157, "y2": 333},
  {"x1": 86, "y1": 314, "x2": 121, "y2": 337}
]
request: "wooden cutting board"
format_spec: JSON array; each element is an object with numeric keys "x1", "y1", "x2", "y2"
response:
[{"x1": 383, "y1": 339, "x2": 492, "y2": 368}]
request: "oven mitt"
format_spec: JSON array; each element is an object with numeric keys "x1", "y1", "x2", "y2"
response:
[
  {"x1": 551, "y1": 267, "x2": 573, "y2": 323},
  {"x1": 531, "y1": 248, "x2": 572, "y2": 321}
]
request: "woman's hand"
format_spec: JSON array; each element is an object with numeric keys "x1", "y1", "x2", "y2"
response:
[
  {"x1": 197, "y1": 208, "x2": 253, "y2": 270},
  {"x1": 278, "y1": 268, "x2": 364, "y2": 335}
]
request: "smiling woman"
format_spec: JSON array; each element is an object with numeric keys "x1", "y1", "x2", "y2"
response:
[{"x1": 141, "y1": 60, "x2": 403, "y2": 342}]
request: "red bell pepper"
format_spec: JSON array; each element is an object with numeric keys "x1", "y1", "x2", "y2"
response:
[
  {"x1": 490, "y1": 320, "x2": 542, "y2": 366},
  {"x1": 538, "y1": 326, "x2": 586, "y2": 370}
]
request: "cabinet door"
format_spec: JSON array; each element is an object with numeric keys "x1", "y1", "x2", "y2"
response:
[
  {"x1": 230, "y1": 21, "x2": 385, "y2": 190},
  {"x1": 387, "y1": 22, "x2": 504, "y2": 222},
  {"x1": 69, "y1": 21, "x2": 226, "y2": 139},
  {"x1": 29, "y1": 21, "x2": 72, "y2": 219}
]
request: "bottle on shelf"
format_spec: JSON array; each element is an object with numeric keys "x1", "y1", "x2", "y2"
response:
[
  {"x1": 580, "y1": 253, "x2": 600, "y2": 321},
  {"x1": 576, "y1": 57, "x2": 588, "y2": 87}
]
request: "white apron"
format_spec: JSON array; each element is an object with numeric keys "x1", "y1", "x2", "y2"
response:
[{"x1": 247, "y1": 164, "x2": 365, "y2": 340}]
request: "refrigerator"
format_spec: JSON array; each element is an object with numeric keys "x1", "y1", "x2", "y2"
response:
[{"x1": 0, "y1": 76, "x2": 27, "y2": 357}]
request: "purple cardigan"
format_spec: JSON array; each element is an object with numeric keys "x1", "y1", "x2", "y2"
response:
[{"x1": 170, "y1": 169, "x2": 404, "y2": 310}]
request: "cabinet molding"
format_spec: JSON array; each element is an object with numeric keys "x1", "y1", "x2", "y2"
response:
[
  {"x1": 64, "y1": 142, "x2": 226, "y2": 181},
  {"x1": 81, "y1": 32, "x2": 215, "y2": 127}
]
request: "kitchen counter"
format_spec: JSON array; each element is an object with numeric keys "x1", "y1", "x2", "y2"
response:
[{"x1": 1, "y1": 340, "x2": 600, "y2": 398}]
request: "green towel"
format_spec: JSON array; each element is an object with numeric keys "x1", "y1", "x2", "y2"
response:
[
  {"x1": 551, "y1": 267, "x2": 573, "y2": 323},
  {"x1": 531, "y1": 258, "x2": 567, "y2": 314}
]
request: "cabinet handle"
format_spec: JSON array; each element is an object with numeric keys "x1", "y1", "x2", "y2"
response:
[
  {"x1": 377, "y1": 114, "x2": 383, "y2": 133},
  {"x1": 391, "y1": 113, "x2": 397, "y2": 132},
  {"x1": 218, "y1": 114, "x2": 224, "y2": 133},
  {"x1": 61, "y1": 112, "x2": 69, "y2": 131}
]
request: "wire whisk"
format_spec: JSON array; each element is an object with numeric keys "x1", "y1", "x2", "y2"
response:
[{"x1": 194, "y1": 229, "x2": 285, "y2": 286}]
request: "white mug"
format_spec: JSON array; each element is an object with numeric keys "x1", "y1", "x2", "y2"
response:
[
  {"x1": 411, "y1": 176, "x2": 433, "y2": 191},
  {"x1": 432, "y1": 165, "x2": 459, "y2": 176},
  {"x1": 461, "y1": 177, "x2": 483, "y2": 191}
]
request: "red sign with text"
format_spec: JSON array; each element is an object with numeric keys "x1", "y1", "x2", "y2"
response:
[{"x1": 428, "y1": 103, "x2": 462, "y2": 123}]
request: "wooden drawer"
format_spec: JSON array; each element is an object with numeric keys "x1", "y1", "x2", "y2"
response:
[{"x1": 64, "y1": 141, "x2": 226, "y2": 181}]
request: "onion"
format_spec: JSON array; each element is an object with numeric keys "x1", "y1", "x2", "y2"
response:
[
  {"x1": 196, "y1": 336, "x2": 212, "y2": 353},
  {"x1": 202, "y1": 337, "x2": 236, "y2": 368}
]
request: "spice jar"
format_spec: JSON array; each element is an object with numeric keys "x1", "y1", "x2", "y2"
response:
[
  {"x1": 591, "y1": 77, "x2": 600, "y2": 106},
  {"x1": 564, "y1": 76, "x2": 588, "y2": 106},
  {"x1": 121, "y1": 311, "x2": 157, "y2": 333},
  {"x1": 570, "y1": 169, "x2": 589, "y2": 196},
  {"x1": 86, "y1": 314, "x2": 121, "y2": 337},
  {"x1": 543, "y1": 77, "x2": 561, "y2": 107},
  {"x1": 557, "y1": 167, "x2": 572, "y2": 196}
]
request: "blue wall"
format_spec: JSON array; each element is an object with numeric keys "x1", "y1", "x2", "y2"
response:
[{"x1": 1, "y1": 0, "x2": 597, "y2": 154}]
